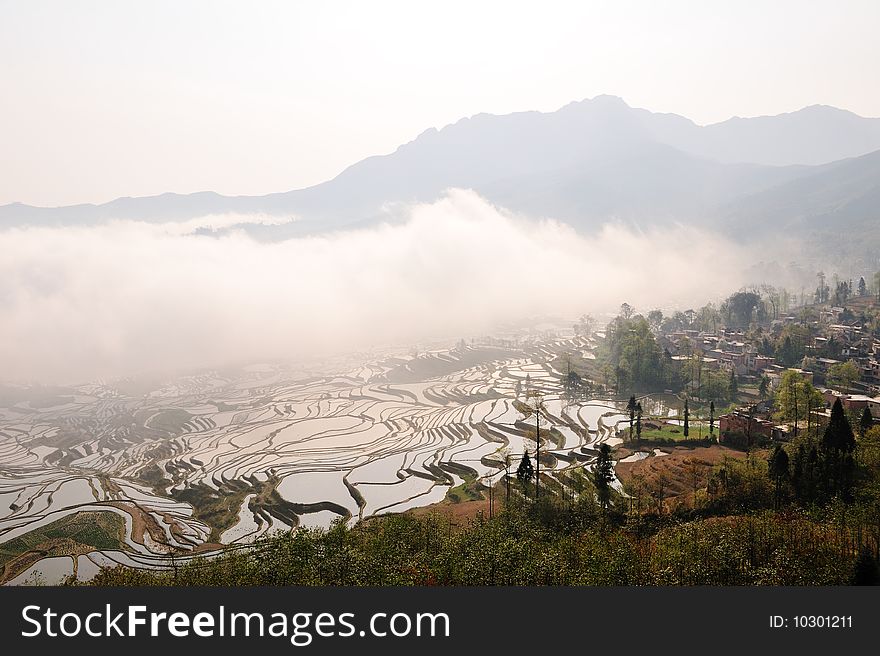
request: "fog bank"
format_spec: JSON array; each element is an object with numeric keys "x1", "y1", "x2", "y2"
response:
[{"x1": 0, "y1": 190, "x2": 750, "y2": 384}]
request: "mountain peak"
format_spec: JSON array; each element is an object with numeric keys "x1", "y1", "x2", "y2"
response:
[
  {"x1": 4, "y1": 95, "x2": 880, "y2": 225},
  {"x1": 558, "y1": 94, "x2": 629, "y2": 112},
  {"x1": 590, "y1": 94, "x2": 628, "y2": 104}
]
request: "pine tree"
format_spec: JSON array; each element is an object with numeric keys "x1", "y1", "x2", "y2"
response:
[
  {"x1": 821, "y1": 398, "x2": 856, "y2": 500},
  {"x1": 728, "y1": 369, "x2": 738, "y2": 400},
  {"x1": 823, "y1": 399, "x2": 856, "y2": 453},
  {"x1": 594, "y1": 443, "x2": 614, "y2": 511},
  {"x1": 709, "y1": 400, "x2": 715, "y2": 438},
  {"x1": 792, "y1": 440, "x2": 821, "y2": 503},
  {"x1": 758, "y1": 375, "x2": 770, "y2": 401},
  {"x1": 564, "y1": 370, "x2": 583, "y2": 401},
  {"x1": 635, "y1": 402, "x2": 643, "y2": 441},
  {"x1": 683, "y1": 398, "x2": 689, "y2": 439},
  {"x1": 768, "y1": 444, "x2": 790, "y2": 509},
  {"x1": 627, "y1": 395, "x2": 637, "y2": 442},
  {"x1": 859, "y1": 406, "x2": 873, "y2": 439},
  {"x1": 516, "y1": 451, "x2": 534, "y2": 486}
]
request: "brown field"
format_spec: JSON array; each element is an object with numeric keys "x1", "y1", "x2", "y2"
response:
[
  {"x1": 615, "y1": 444, "x2": 753, "y2": 509},
  {"x1": 405, "y1": 497, "x2": 491, "y2": 525}
]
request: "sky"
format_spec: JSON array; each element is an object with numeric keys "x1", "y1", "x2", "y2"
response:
[{"x1": 1, "y1": 0, "x2": 879, "y2": 206}]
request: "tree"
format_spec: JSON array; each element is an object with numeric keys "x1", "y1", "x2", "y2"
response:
[
  {"x1": 593, "y1": 443, "x2": 614, "y2": 511},
  {"x1": 627, "y1": 395, "x2": 637, "y2": 441},
  {"x1": 683, "y1": 398, "x2": 690, "y2": 439},
  {"x1": 822, "y1": 398, "x2": 856, "y2": 453},
  {"x1": 709, "y1": 400, "x2": 715, "y2": 438},
  {"x1": 636, "y1": 402, "x2": 643, "y2": 441},
  {"x1": 651, "y1": 473, "x2": 669, "y2": 515},
  {"x1": 647, "y1": 309, "x2": 663, "y2": 332},
  {"x1": 501, "y1": 449, "x2": 512, "y2": 507},
  {"x1": 777, "y1": 335, "x2": 794, "y2": 366},
  {"x1": 758, "y1": 375, "x2": 770, "y2": 401},
  {"x1": 696, "y1": 303, "x2": 721, "y2": 333},
  {"x1": 776, "y1": 370, "x2": 823, "y2": 428},
  {"x1": 516, "y1": 451, "x2": 534, "y2": 487},
  {"x1": 684, "y1": 457, "x2": 707, "y2": 508},
  {"x1": 722, "y1": 291, "x2": 761, "y2": 328},
  {"x1": 827, "y1": 360, "x2": 860, "y2": 392},
  {"x1": 817, "y1": 271, "x2": 828, "y2": 303},
  {"x1": 821, "y1": 398, "x2": 856, "y2": 500},
  {"x1": 775, "y1": 324, "x2": 811, "y2": 367},
  {"x1": 619, "y1": 302, "x2": 635, "y2": 320},
  {"x1": 768, "y1": 444, "x2": 790, "y2": 509},
  {"x1": 728, "y1": 369, "x2": 738, "y2": 400},
  {"x1": 606, "y1": 316, "x2": 665, "y2": 392},
  {"x1": 791, "y1": 439, "x2": 821, "y2": 503},
  {"x1": 702, "y1": 370, "x2": 730, "y2": 404},
  {"x1": 576, "y1": 314, "x2": 595, "y2": 336},
  {"x1": 563, "y1": 365, "x2": 583, "y2": 401},
  {"x1": 689, "y1": 353, "x2": 704, "y2": 399},
  {"x1": 859, "y1": 406, "x2": 874, "y2": 439},
  {"x1": 858, "y1": 276, "x2": 867, "y2": 297}
]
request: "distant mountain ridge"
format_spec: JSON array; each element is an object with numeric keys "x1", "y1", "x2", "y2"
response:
[{"x1": 2, "y1": 96, "x2": 879, "y2": 245}]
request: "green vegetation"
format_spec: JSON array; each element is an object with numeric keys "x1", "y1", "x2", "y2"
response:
[
  {"x1": 516, "y1": 452, "x2": 534, "y2": 485},
  {"x1": 1, "y1": 511, "x2": 125, "y2": 583},
  {"x1": 827, "y1": 360, "x2": 861, "y2": 391},
  {"x1": 446, "y1": 471, "x2": 484, "y2": 503},
  {"x1": 89, "y1": 399, "x2": 880, "y2": 587},
  {"x1": 775, "y1": 370, "x2": 824, "y2": 434},
  {"x1": 774, "y1": 324, "x2": 811, "y2": 366},
  {"x1": 601, "y1": 315, "x2": 670, "y2": 393},
  {"x1": 90, "y1": 496, "x2": 871, "y2": 587},
  {"x1": 171, "y1": 473, "x2": 337, "y2": 542},
  {"x1": 721, "y1": 291, "x2": 763, "y2": 328},
  {"x1": 638, "y1": 423, "x2": 708, "y2": 443},
  {"x1": 593, "y1": 443, "x2": 613, "y2": 511}
]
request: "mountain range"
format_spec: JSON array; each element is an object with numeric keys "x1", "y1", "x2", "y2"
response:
[{"x1": 2, "y1": 95, "x2": 879, "y2": 253}]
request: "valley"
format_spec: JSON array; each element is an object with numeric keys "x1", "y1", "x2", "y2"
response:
[{"x1": 0, "y1": 328, "x2": 629, "y2": 584}]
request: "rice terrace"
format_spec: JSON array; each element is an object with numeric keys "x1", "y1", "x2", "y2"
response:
[{"x1": 0, "y1": 327, "x2": 635, "y2": 584}]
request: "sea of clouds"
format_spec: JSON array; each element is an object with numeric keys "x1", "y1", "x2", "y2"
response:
[{"x1": 0, "y1": 190, "x2": 748, "y2": 384}]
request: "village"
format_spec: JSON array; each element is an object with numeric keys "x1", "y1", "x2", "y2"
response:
[{"x1": 645, "y1": 279, "x2": 880, "y2": 446}]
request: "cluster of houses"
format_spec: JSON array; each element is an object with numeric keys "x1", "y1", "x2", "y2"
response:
[
  {"x1": 659, "y1": 303, "x2": 880, "y2": 444},
  {"x1": 665, "y1": 330, "x2": 775, "y2": 378}
]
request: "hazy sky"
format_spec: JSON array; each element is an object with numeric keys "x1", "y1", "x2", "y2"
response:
[{"x1": 2, "y1": 0, "x2": 879, "y2": 206}]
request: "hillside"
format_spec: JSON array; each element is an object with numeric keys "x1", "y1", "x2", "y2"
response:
[{"x1": 718, "y1": 149, "x2": 880, "y2": 257}]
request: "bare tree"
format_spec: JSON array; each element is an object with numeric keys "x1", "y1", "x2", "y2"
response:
[{"x1": 684, "y1": 457, "x2": 708, "y2": 508}]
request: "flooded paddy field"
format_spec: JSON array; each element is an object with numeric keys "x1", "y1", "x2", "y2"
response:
[{"x1": 0, "y1": 331, "x2": 628, "y2": 584}]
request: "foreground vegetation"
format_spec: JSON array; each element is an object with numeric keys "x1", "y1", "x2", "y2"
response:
[
  {"x1": 89, "y1": 498, "x2": 876, "y2": 586},
  {"x1": 92, "y1": 413, "x2": 880, "y2": 587},
  {"x1": 1, "y1": 511, "x2": 125, "y2": 583}
]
